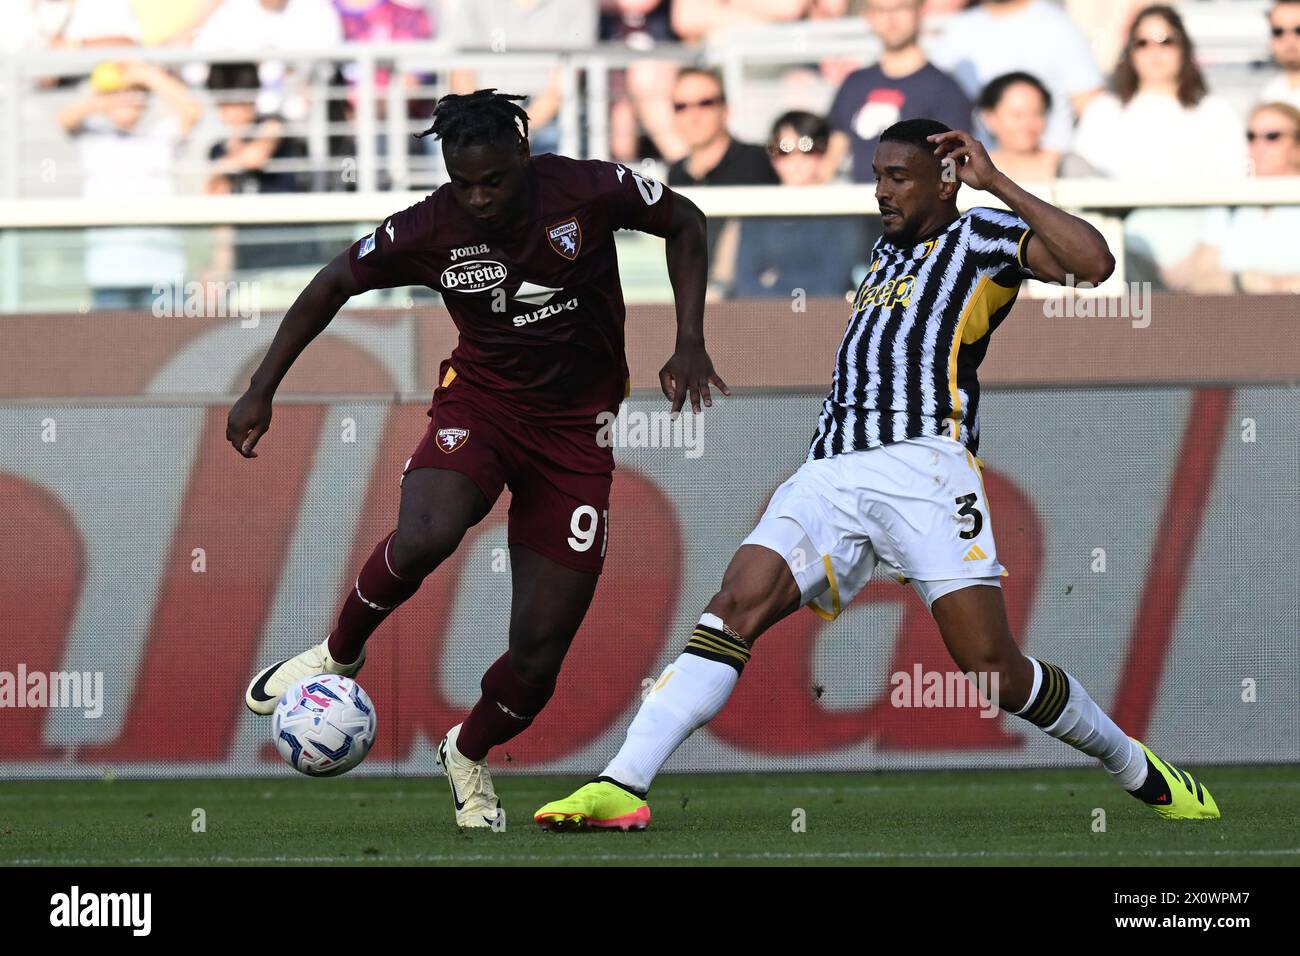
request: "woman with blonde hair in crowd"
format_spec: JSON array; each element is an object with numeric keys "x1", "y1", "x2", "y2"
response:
[{"x1": 1190, "y1": 102, "x2": 1300, "y2": 294}]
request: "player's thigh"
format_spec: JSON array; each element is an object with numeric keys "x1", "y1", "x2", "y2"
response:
[
  {"x1": 395, "y1": 467, "x2": 493, "y2": 555},
  {"x1": 862, "y1": 436, "x2": 1004, "y2": 584},
  {"x1": 506, "y1": 543, "x2": 600, "y2": 681},
  {"x1": 506, "y1": 462, "x2": 611, "y2": 577},
  {"x1": 392, "y1": 383, "x2": 510, "y2": 570},
  {"x1": 738, "y1": 458, "x2": 878, "y2": 630},
  {"x1": 704, "y1": 543, "x2": 803, "y2": 644},
  {"x1": 930, "y1": 583, "x2": 1033, "y2": 710}
]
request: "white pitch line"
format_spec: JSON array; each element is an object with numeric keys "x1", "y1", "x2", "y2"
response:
[
  {"x1": 4, "y1": 848, "x2": 1298, "y2": 866},
  {"x1": 5, "y1": 778, "x2": 1300, "y2": 802}
]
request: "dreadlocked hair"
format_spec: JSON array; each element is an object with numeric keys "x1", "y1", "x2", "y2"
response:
[{"x1": 416, "y1": 89, "x2": 530, "y2": 149}]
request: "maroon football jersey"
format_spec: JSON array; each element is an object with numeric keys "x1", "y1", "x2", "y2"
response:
[{"x1": 348, "y1": 154, "x2": 678, "y2": 425}]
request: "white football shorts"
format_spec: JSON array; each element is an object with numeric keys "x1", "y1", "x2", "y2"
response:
[{"x1": 742, "y1": 434, "x2": 1006, "y2": 617}]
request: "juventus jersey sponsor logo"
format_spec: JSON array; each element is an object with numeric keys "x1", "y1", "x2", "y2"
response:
[
  {"x1": 436, "y1": 427, "x2": 469, "y2": 453},
  {"x1": 547, "y1": 217, "x2": 582, "y2": 259}
]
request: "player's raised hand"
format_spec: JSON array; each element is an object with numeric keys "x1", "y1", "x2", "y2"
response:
[
  {"x1": 927, "y1": 130, "x2": 998, "y2": 191},
  {"x1": 659, "y1": 345, "x2": 730, "y2": 417},
  {"x1": 226, "y1": 388, "x2": 274, "y2": 458}
]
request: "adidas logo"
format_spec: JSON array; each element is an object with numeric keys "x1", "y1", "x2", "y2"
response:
[{"x1": 963, "y1": 545, "x2": 988, "y2": 561}]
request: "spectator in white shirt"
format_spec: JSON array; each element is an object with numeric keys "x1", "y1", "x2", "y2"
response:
[
  {"x1": 1073, "y1": 4, "x2": 1246, "y2": 290},
  {"x1": 1190, "y1": 103, "x2": 1300, "y2": 295},
  {"x1": 56, "y1": 61, "x2": 203, "y2": 309},
  {"x1": 193, "y1": 0, "x2": 344, "y2": 120},
  {"x1": 1262, "y1": 0, "x2": 1300, "y2": 110},
  {"x1": 194, "y1": 0, "x2": 344, "y2": 51},
  {"x1": 927, "y1": 0, "x2": 1103, "y2": 154},
  {"x1": 449, "y1": 0, "x2": 597, "y2": 156},
  {"x1": 60, "y1": 0, "x2": 143, "y2": 46}
]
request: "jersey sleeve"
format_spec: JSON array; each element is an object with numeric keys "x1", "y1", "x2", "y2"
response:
[
  {"x1": 966, "y1": 206, "x2": 1036, "y2": 285},
  {"x1": 347, "y1": 193, "x2": 437, "y2": 291},
  {"x1": 598, "y1": 161, "x2": 676, "y2": 237}
]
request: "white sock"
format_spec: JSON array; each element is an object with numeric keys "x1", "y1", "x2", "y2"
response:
[
  {"x1": 601, "y1": 614, "x2": 743, "y2": 793},
  {"x1": 1016, "y1": 658, "x2": 1147, "y2": 791}
]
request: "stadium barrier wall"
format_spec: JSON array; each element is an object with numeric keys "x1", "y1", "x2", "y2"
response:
[{"x1": 1, "y1": 297, "x2": 1297, "y2": 777}]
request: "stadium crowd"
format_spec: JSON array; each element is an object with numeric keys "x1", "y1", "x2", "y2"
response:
[{"x1": 7, "y1": 0, "x2": 1300, "y2": 298}]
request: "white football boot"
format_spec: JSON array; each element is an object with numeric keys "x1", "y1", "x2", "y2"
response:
[
  {"x1": 436, "y1": 723, "x2": 505, "y2": 830},
  {"x1": 245, "y1": 639, "x2": 365, "y2": 715}
]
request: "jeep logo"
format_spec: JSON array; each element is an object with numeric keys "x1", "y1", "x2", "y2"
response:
[{"x1": 441, "y1": 259, "x2": 508, "y2": 293}]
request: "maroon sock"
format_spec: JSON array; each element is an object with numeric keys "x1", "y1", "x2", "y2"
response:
[
  {"x1": 456, "y1": 653, "x2": 556, "y2": 761},
  {"x1": 326, "y1": 530, "x2": 424, "y2": 665}
]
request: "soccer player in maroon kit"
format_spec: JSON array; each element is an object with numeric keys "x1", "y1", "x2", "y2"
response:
[{"x1": 227, "y1": 90, "x2": 726, "y2": 829}]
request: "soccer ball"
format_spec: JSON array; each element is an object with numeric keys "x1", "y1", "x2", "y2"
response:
[{"x1": 272, "y1": 674, "x2": 376, "y2": 777}]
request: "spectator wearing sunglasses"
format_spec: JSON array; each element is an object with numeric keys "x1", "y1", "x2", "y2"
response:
[
  {"x1": 1073, "y1": 5, "x2": 1245, "y2": 290},
  {"x1": 1262, "y1": 0, "x2": 1300, "y2": 110},
  {"x1": 666, "y1": 68, "x2": 779, "y2": 297},
  {"x1": 1190, "y1": 103, "x2": 1300, "y2": 294},
  {"x1": 733, "y1": 111, "x2": 867, "y2": 300},
  {"x1": 666, "y1": 68, "x2": 778, "y2": 190}
]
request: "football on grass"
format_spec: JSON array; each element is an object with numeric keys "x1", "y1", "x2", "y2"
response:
[{"x1": 273, "y1": 674, "x2": 376, "y2": 777}]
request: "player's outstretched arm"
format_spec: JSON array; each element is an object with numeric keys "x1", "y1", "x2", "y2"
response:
[
  {"x1": 226, "y1": 249, "x2": 363, "y2": 458},
  {"x1": 658, "y1": 192, "x2": 730, "y2": 416},
  {"x1": 928, "y1": 130, "x2": 1115, "y2": 286}
]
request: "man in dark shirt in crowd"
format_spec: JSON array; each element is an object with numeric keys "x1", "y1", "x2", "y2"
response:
[
  {"x1": 666, "y1": 67, "x2": 779, "y2": 296},
  {"x1": 823, "y1": 0, "x2": 972, "y2": 184}
]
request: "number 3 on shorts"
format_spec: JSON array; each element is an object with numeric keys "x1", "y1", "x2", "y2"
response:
[
  {"x1": 568, "y1": 505, "x2": 609, "y2": 557},
  {"x1": 954, "y1": 493, "x2": 983, "y2": 540}
]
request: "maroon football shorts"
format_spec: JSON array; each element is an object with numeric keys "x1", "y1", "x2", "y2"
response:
[{"x1": 400, "y1": 365, "x2": 614, "y2": 575}]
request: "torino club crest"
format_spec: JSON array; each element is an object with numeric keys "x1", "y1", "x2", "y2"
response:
[
  {"x1": 436, "y1": 428, "x2": 470, "y2": 453},
  {"x1": 547, "y1": 217, "x2": 582, "y2": 260}
]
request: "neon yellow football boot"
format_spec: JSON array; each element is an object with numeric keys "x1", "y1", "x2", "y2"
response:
[
  {"x1": 534, "y1": 780, "x2": 651, "y2": 832},
  {"x1": 1129, "y1": 740, "x2": 1220, "y2": 820}
]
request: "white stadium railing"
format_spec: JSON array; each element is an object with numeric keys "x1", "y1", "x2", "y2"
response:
[
  {"x1": 2, "y1": 178, "x2": 1299, "y2": 304},
  {"x1": 0, "y1": 0, "x2": 1281, "y2": 198},
  {"x1": 0, "y1": 3, "x2": 1292, "y2": 310},
  {"x1": 3, "y1": 178, "x2": 1298, "y2": 227}
]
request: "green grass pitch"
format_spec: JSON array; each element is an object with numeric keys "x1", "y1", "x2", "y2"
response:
[{"x1": 2, "y1": 766, "x2": 1296, "y2": 866}]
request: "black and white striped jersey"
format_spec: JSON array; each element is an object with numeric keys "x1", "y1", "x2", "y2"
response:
[{"x1": 808, "y1": 206, "x2": 1036, "y2": 460}]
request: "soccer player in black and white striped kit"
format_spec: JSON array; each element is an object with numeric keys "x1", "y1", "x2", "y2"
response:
[{"x1": 535, "y1": 119, "x2": 1219, "y2": 831}]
